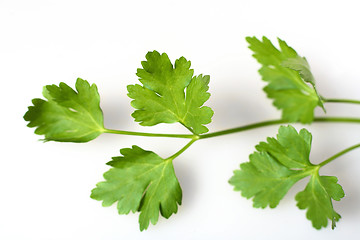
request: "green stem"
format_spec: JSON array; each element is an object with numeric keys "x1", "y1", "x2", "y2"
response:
[
  {"x1": 167, "y1": 138, "x2": 198, "y2": 161},
  {"x1": 104, "y1": 117, "x2": 360, "y2": 139},
  {"x1": 313, "y1": 117, "x2": 360, "y2": 124},
  {"x1": 180, "y1": 122, "x2": 196, "y2": 134},
  {"x1": 323, "y1": 98, "x2": 360, "y2": 105},
  {"x1": 104, "y1": 128, "x2": 194, "y2": 139},
  {"x1": 199, "y1": 119, "x2": 287, "y2": 139},
  {"x1": 200, "y1": 117, "x2": 360, "y2": 139},
  {"x1": 319, "y1": 143, "x2": 360, "y2": 167}
]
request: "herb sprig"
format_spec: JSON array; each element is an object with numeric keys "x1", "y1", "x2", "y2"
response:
[{"x1": 24, "y1": 36, "x2": 360, "y2": 231}]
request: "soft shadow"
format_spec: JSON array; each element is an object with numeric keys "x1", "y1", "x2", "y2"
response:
[{"x1": 172, "y1": 160, "x2": 198, "y2": 206}]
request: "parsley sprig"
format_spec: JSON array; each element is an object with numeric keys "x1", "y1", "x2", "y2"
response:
[{"x1": 24, "y1": 37, "x2": 360, "y2": 231}]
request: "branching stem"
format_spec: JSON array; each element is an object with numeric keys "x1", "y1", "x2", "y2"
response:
[
  {"x1": 105, "y1": 117, "x2": 360, "y2": 163},
  {"x1": 167, "y1": 138, "x2": 198, "y2": 161},
  {"x1": 104, "y1": 117, "x2": 360, "y2": 139}
]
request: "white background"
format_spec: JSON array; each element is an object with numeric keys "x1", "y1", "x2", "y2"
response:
[{"x1": 1, "y1": 0, "x2": 360, "y2": 239}]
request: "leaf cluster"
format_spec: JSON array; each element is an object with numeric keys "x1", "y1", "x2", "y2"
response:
[
  {"x1": 24, "y1": 37, "x2": 350, "y2": 231},
  {"x1": 246, "y1": 36, "x2": 325, "y2": 123},
  {"x1": 229, "y1": 126, "x2": 344, "y2": 229}
]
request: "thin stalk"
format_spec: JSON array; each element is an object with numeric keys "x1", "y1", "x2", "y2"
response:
[
  {"x1": 323, "y1": 98, "x2": 360, "y2": 105},
  {"x1": 180, "y1": 122, "x2": 196, "y2": 134},
  {"x1": 200, "y1": 117, "x2": 360, "y2": 139},
  {"x1": 319, "y1": 143, "x2": 360, "y2": 167},
  {"x1": 104, "y1": 128, "x2": 194, "y2": 139},
  {"x1": 199, "y1": 119, "x2": 286, "y2": 139},
  {"x1": 104, "y1": 117, "x2": 360, "y2": 139},
  {"x1": 313, "y1": 117, "x2": 360, "y2": 124},
  {"x1": 167, "y1": 138, "x2": 198, "y2": 161}
]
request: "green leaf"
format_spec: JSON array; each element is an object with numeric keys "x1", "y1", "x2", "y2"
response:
[
  {"x1": 282, "y1": 56, "x2": 325, "y2": 111},
  {"x1": 296, "y1": 175, "x2": 344, "y2": 229},
  {"x1": 127, "y1": 51, "x2": 214, "y2": 134},
  {"x1": 281, "y1": 56, "x2": 315, "y2": 85},
  {"x1": 24, "y1": 78, "x2": 104, "y2": 142},
  {"x1": 91, "y1": 145, "x2": 182, "y2": 231},
  {"x1": 229, "y1": 125, "x2": 344, "y2": 229},
  {"x1": 246, "y1": 36, "x2": 325, "y2": 123},
  {"x1": 255, "y1": 126, "x2": 313, "y2": 169},
  {"x1": 229, "y1": 151, "x2": 305, "y2": 208}
]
